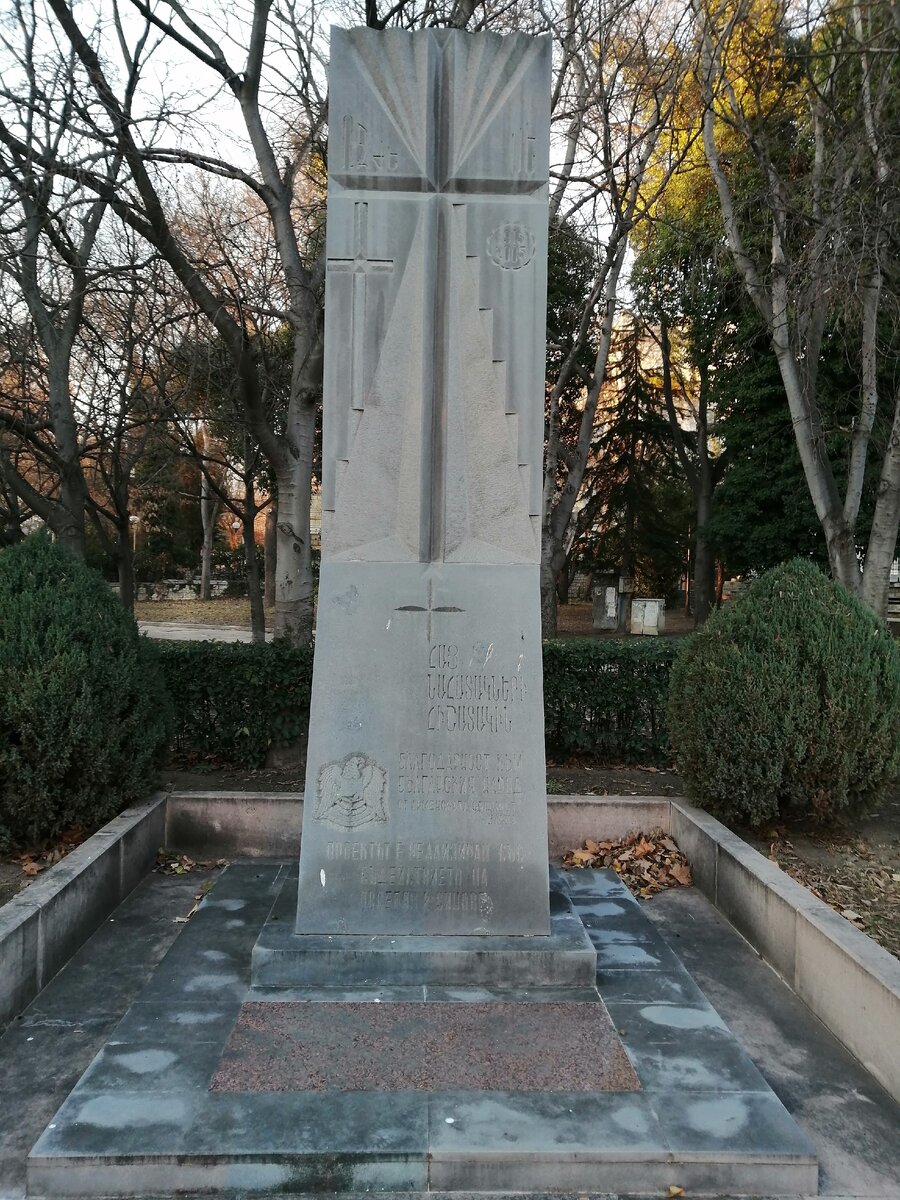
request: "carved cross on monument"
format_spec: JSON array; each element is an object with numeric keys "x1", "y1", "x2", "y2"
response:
[
  {"x1": 394, "y1": 577, "x2": 465, "y2": 641},
  {"x1": 326, "y1": 201, "x2": 394, "y2": 412}
]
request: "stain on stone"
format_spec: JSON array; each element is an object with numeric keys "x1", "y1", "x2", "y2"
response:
[
  {"x1": 332, "y1": 584, "x2": 359, "y2": 612},
  {"x1": 76, "y1": 1095, "x2": 188, "y2": 1129},
  {"x1": 114, "y1": 1048, "x2": 177, "y2": 1075},
  {"x1": 639, "y1": 1004, "x2": 723, "y2": 1030},
  {"x1": 686, "y1": 1094, "x2": 749, "y2": 1137},
  {"x1": 184, "y1": 973, "x2": 241, "y2": 994}
]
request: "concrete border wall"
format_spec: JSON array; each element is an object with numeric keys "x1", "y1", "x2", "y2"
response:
[
  {"x1": 2, "y1": 788, "x2": 898, "y2": 1106},
  {"x1": 164, "y1": 791, "x2": 673, "y2": 861},
  {"x1": 667, "y1": 798, "x2": 900, "y2": 1107},
  {"x1": 166, "y1": 791, "x2": 301, "y2": 859},
  {"x1": 0, "y1": 796, "x2": 165, "y2": 1029}
]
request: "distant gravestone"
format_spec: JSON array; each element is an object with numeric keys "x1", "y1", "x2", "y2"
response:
[
  {"x1": 592, "y1": 572, "x2": 619, "y2": 631},
  {"x1": 630, "y1": 598, "x2": 666, "y2": 636},
  {"x1": 293, "y1": 27, "x2": 552, "y2": 937}
]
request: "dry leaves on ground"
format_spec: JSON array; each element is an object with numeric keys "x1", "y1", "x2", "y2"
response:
[
  {"x1": 154, "y1": 850, "x2": 228, "y2": 876},
  {"x1": 562, "y1": 828, "x2": 693, "y2": 899},
  {"x1": 766, "y1": 834, "x2": 900, "y2": 958},
  {"x1": 154, "y1": 853, "x2": 226, "y2": 924},
  {"x1": 15, "y1": 826, "x2": 87, "y2": 879}
]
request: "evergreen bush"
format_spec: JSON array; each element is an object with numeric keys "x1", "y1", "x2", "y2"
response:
[
  {"x1": 0, "y1": 535, "x2": 171, "y2": 849},
  {"x1": 668, "y1": 559, "x2": 900, "y2": 826}
]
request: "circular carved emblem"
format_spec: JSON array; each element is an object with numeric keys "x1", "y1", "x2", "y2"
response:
[{"x1": 486, "y1": 223, "x2": 535, "y2": 271}]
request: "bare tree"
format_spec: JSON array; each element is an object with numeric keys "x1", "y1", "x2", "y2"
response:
[
  {"x1": 694, "y1": 0, "x2": 900, "y2": 616},
  {"x1": 0, "y1": 0, "x2": 152, "y2": 555},
  {"x1": 0, "y1": 0, "x2": 327, "y2": 640},
  {"x1": 539, "y1": 0, "x2": 696, "y2": 635}
]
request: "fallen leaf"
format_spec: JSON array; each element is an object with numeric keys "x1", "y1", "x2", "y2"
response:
[
  {"x1": 671, "y1": 862, "x2": 692, "y2": 887},
  {"x1": 21, "y1": 860, "x2": 42, "y2": 876},
  {"x1": 668, "y1": 1187, "x2": 685, "y2": 1198}
]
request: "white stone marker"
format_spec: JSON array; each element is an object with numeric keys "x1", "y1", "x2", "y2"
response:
[{"x1": 295, "y1": 27, "x2": 551, "y2": 936}]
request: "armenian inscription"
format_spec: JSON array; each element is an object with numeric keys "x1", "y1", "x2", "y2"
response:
[
  {"x1": 426, "y1": 642, "x2": 527, "y2": 734},
  {"x1": 487, "y1": 223, "x2": 536, "y2": 270}
]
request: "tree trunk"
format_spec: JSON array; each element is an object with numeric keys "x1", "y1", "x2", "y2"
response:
[
  {"x1": 117, "y1": 530, "x2": 135, "y2": 614},
  {"x1": 273, "y1": 389, "x2": 317, "y2": 644},
  {"x1": 540, "y1": 549, "x2": 561, "y2": 639},
  {"x1": 199, "y1": 467, "x2": 218, "y2": 601},
  {"x1": 56, "y1": 466, "x2": 87, "y2": 558},
  {"x1": 243, "y1": 512, "x2": 266, "y2": 644},
  {"x1": 47, "y1": 348, "x2": 87, "y2": 559},
  {"x1": 556, "y1": 560, "x2": 571, "y2": 606},
  {"x1": 693, "y1": 478, "x2": 715, "y2": 626},
  {"x1": 860, "y1": 389, "x2": 900, "y2": 619},
  {"x1": 540, "y1": 249, "x2": 627, "y2": 645},
  {"x1": 264, "y1": 500, "x2": 277, "y2": 610}
]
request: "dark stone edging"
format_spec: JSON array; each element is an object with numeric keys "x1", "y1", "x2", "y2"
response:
[{"x1": 0, "y1": 795, "x2": 165, "y2": 1029}]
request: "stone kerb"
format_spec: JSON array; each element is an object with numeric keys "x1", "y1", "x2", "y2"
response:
[
  {"x1": 164, "y1": 790, "x2": 673, "y2": 861},
  {"x1": 165, "y1": 788, "x2": 900, "y2": 1103},
  {"x1": 0, "y1": 795, "x2": 165, "y2": 1029},
  {"x1": 6, "y1": 787, "x2": 898, "y2": 1106},
  {"x1": 670, "y1": 798, "x2": 900, "y2": 1105}
]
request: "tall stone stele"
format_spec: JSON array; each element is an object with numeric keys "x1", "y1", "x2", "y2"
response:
[{"x1": 295, "y1": 26, "x2": 551, "y2": 937}]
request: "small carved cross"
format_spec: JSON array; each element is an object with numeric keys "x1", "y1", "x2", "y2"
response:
[
  {"x1": 327, "y1": 202, "x2": 394, "y2": 412},
  {"x1": 394, "y1": 578, "x2": 465, "y2": 640}
]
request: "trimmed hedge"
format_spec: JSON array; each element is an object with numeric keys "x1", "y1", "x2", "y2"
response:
[
  {"x1": 543, "y1": 638, "x2": 675, "y2": 764},
  {"x1": 158, "y1": 636, "x2": 676, "y2": 768},
  {"x1": 158, "y1": 640, "x2": 314, "y2": 768}
]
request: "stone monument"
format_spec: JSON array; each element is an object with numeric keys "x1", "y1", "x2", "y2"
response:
[
  {"x1": 252, "y1": 26, "x2": 598, "y2": 985},
  {"x1": 298, "y1": 25, "x2": 552, "y2": 939}
]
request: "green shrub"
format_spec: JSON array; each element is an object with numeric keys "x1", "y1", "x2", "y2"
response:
[
  {"x1": 159, "y1": 636, "x2": 676, "y2": 770},
  {"x1": 158, "y1": 640, "x2": 314, "y2": 768},
  {"x1": 0, "y1": 535, "x2": 171, "y2": 850},
  {"x1": 543, "y1": 638, "x2": 676, "y2": 764},
  {"x1": 668, "y1": 559, "x2": 900, "y2": 826}
]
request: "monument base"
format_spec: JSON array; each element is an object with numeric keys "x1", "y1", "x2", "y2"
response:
[
  {"x1": 251, "y1": 872, "x2": 596, "y2": 991},
  {"x1": 27, "y1": 863, "x2": 819, "y2": 1199}
]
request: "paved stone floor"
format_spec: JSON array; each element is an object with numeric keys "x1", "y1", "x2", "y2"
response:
[{"x1": 1, "y1": 864, "x2": 898, "y2": 1200}]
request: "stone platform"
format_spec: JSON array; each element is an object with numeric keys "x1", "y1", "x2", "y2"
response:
[
  {"x1": 26, "y1": 864, "x2": 818, "y2": 1198},
  {"x1": 211, "y1": 999, "x2": 639, "y2": 1093},
  {"x1": 252, "y1": 873, "x2": 597, "y2": 990}
]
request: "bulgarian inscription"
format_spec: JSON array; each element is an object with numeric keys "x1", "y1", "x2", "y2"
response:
[{"x1": 324, "y1": 837, "x2": 525, "y2": 916}]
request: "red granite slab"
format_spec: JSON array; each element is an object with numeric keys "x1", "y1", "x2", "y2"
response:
[{"x1": 210, "y1": 1001, "x2": 640, "y2": 1093}]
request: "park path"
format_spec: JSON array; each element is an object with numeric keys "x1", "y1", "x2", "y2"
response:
[{"x1": 138, "y1": 621, "x2": 270, "y2": 643}]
